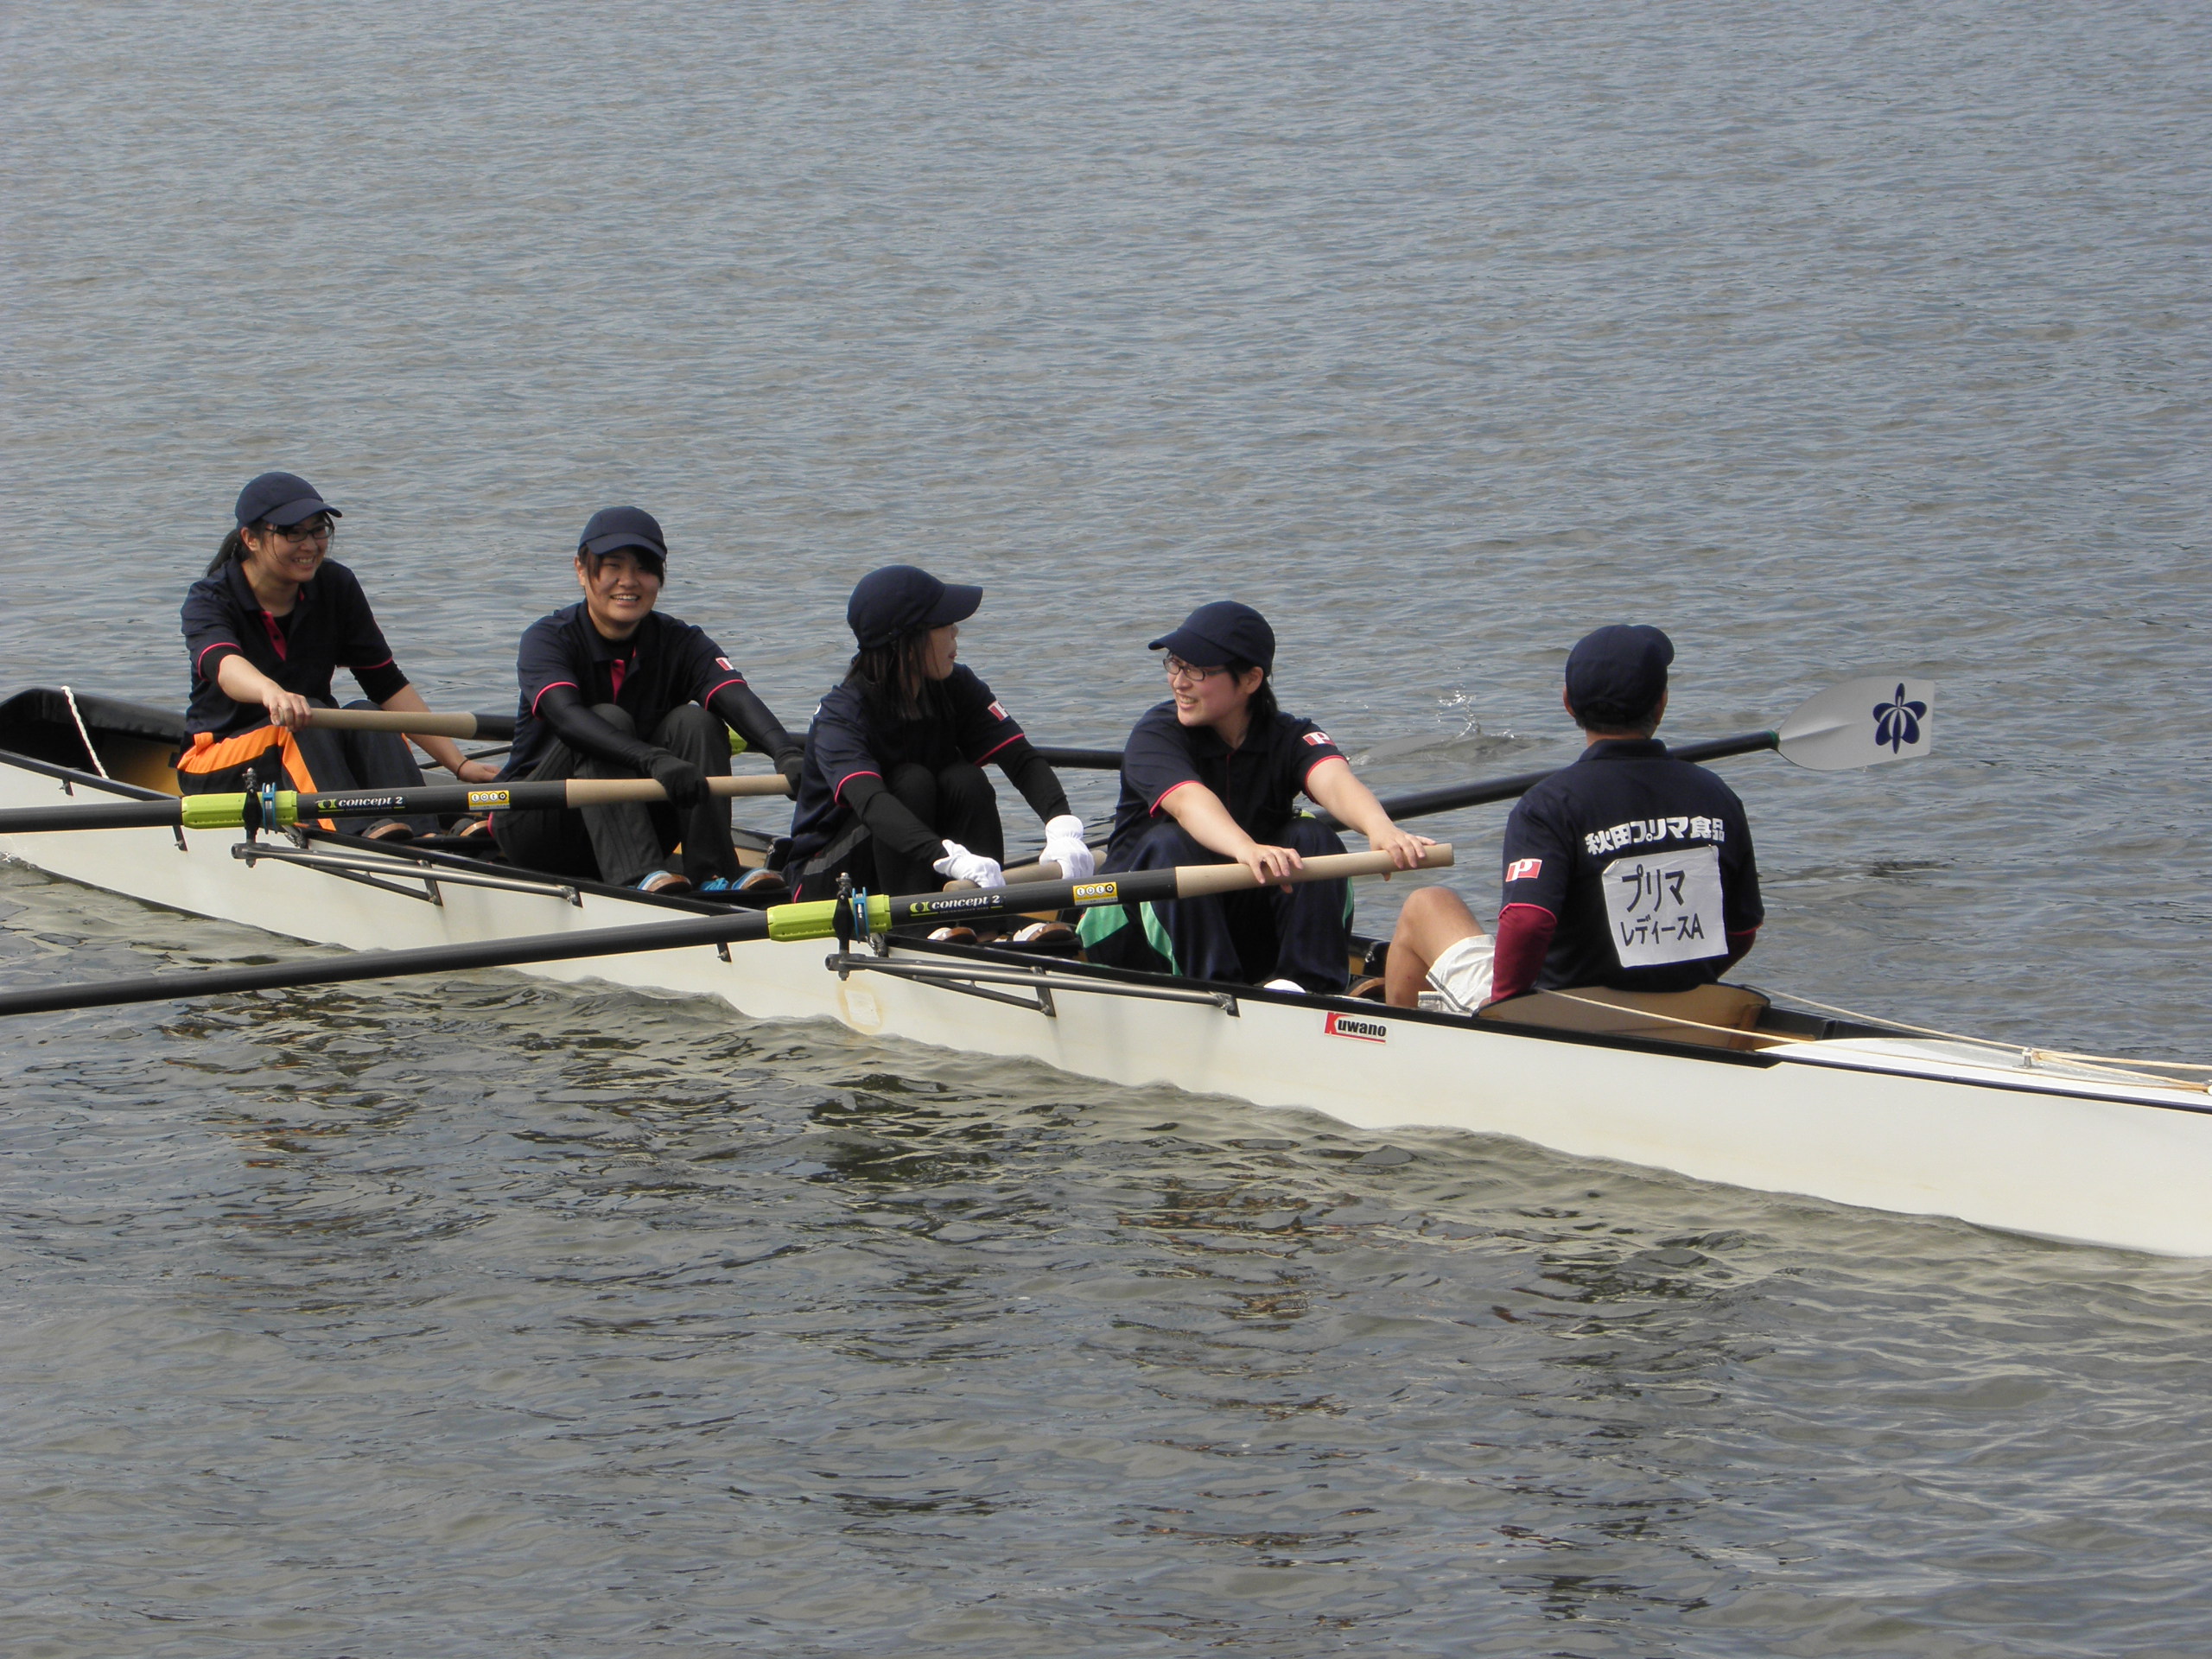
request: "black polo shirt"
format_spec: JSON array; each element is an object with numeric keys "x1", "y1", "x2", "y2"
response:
[
  {"x1": 1500, "y1": 737, "x2": 1763, "y2": 993},
  {"x1": 502, "y1": 603, "x2": 749, "y2": 779},
  {"x1": 180, "y1": 558, "x2": 409, "y2": 739},
  {"x1": 1105, "y1": 700, "x2": 1347, "y2": 863},
  {"x1": 785, "y1": 665, "x2": 1027, "y2": 863}
]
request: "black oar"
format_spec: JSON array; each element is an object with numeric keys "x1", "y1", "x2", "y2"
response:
[
  {"x1": 301, "y1": 708, "x2": 518, "y2": 741},
  {"x1": 0, "y1": 845, "x2": 1453, "y2": 1020},
  {"x1": 0, "y1": 771, "x2": 797, "y2": 837},
  {"x1": 1031, "y1": 746, "x2": 1123, "y2": 771},
  {"x1": 1319, "y1": 674, "x2": 1936, "y2": 830}
]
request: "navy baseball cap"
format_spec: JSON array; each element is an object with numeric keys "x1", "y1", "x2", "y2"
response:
[
  {"x1": 235, "y1": 472, "x2": 340, "y2": 529},
  {"x1": 847, "y1": 565, "x2": 982, "y2": 649},
  {"x1": 1148, "y1": 601, "x2": 1274, "y2": 673},
  {"x1": 577, "y1": 506, "x2": 667, "y2": 574},
  {"x1": 1564, "y1": 624, "x2": 1675, "y2": 726}
]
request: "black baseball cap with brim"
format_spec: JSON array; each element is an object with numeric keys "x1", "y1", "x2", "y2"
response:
[
  {"x1": 1148, "y1": 601, "x2": 1275, "y2": 673},
  {"x1": 236, "y1": 472, "x2": 341, "y2": 529},
  {"x1": 847, "y1": 564, "x2": 982, "y2": 649},
  {"x1": 1564, "y1": 623, "x2": 1675, "y2": 726},
  {"x1": 578, "y1": 506, "x2": 667, "y2": 575}
]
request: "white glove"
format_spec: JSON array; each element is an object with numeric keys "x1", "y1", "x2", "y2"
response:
[
  {"x1": 1039, "y1": 814, "x2": 1096, "y2": 881},
  {"x1": 932, "y1": 840, "x2": 1005, "y2": 888}
]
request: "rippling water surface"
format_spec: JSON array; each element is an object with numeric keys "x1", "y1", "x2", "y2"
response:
[{"x1": 4, "y1": 2, "x2": 2210, "y2": 1653}]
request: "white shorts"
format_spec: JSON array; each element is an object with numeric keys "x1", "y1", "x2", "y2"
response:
[{"x1": 1421, "y1": 932, "x2": 1494, "y2": 1014}]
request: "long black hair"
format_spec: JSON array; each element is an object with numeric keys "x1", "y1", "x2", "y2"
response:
[
  {"x1": 843, "y1": 629, "x2": 953, "y2": 728},
  {"x1": 1224, "y1": 658, "x2": 1279, "y2": 729},
  {"x1": 205, "y1": 525, "x2": 256, "y2": 578}
]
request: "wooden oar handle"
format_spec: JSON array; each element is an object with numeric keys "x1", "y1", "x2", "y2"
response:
[
  {"x1": 302, "y1": 708, "x2": 517, "y2": 741},
  {"x1": 557, "y1": 775, "x2": 794, "y2": 804},
  {"x1": 1173, "y1": 843, "x2": 1453, "y2": 897},
  {"x1": 947, "y1": 844, "x2": 1451, "y2": 897}
]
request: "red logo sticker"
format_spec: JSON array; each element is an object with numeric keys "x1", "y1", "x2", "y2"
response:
[
  {"x1": 1302, "y1": 731, "x2": 1333, "y2": 747},
  {"x1": 988, "y1": 701, "x2": 1008, "y2": 721},
  {"x1": 1324, "y1": 1011, "x2": 1389, "y2": 1043},
  {"x1": 715, "y1": 657, "x2": 734, "y2": 671},
  {"x1": 1506, "y1": 857, "x2": 1542, "y2": 882}
]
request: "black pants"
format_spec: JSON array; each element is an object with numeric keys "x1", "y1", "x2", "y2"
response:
[
  {"x1": 790, "y1": 760, "x2": 1003, "y2": 901},
  {"x1": 1079, "y1": 817, "x2": 1351, "y2": 992},
  {"x1": 175, "y1": 698, "x2": 433, "y2": 836},
  {"x1": 494, "y1": 703, "x2": 736, "y2": 887}
]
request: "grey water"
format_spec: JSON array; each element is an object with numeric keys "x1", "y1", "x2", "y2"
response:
[{"x1": 3, "y1": 2, "x2": 2209, "y2": 1653}]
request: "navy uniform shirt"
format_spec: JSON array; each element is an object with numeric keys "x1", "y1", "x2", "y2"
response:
[
  {"x1": 1500, "y1": 737, "x2": 1763, "y2": 993},
  {"x1": 181, "y1": 557, "x2": 409, "y2": 738},
  {"x1": 1105, "y1": 701, "x2": 1346, "y2": 863},
  {"x1": 502, "y1": 604, "x2": 751, "y2": 779},
  {"x1": 785, "y1": 665, "x2": 1027, "y2": 864}
]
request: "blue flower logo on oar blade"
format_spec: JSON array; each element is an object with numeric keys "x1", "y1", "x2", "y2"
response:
[{"x1": 1873, "y1": 683, "x2": 1927, "y2": 752}]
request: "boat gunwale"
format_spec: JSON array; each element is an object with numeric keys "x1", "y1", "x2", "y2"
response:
[{"x1": 0, "y1": 746, "x2": 174, "y2": 802}]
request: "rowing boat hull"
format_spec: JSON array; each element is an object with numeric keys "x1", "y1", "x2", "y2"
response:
[{"x1": 3, "y1": 753, "x2": 2207, "y2": 1255}]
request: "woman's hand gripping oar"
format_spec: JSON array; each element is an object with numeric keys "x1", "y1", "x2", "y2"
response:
[{"x1": 0, "y1": 846, "x2": 1455, "y2": 1019}]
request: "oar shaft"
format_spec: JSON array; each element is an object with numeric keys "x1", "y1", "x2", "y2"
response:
[
  {"x1": 0, "y1": 847, "x2": 1454, "y2": 1017},
  {"x1": 167, "y1": 772, "x2": 797, "y2": 830},
  {"x1": 0, "y1": 911, "x2": 775, "y2": 1020},
  {"x1": 1327, "y1": 729, "x2": 1781, "y2": 828},
  {"x1": 836, "y1": 844, "x2": 1456, "y2": 938},
  {"x1": 1030, "y1": 746, "x2": 1123, "y2": 771},
  {"x1": 0, "y1": 798, "x2": 182, "y2": 835},
  {"x1": 300, "y1": 708, "x2": 518, "y2": 741}
]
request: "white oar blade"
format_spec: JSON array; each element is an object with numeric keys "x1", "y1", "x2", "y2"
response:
[{"x1": 1777, "y1": 676, "x2": 1936, "y2": 770}]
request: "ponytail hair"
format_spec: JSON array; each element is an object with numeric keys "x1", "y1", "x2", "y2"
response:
[
  {"x1": 1225, "y1": 658, "x2": 1279, "y2": 728},
  {"x1": 205, "y1": 525, "x2": 254, "y2": 578}
]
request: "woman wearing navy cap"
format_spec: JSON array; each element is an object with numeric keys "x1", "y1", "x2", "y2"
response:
[
  {"x1": 492, "y1": 506, "x2": 806, "y2": 895},
  {"x1": 1077, "y1": 601, "x2": 1427, "y2": 994},
  {"x1": 778, "y1": 565, "x2": 1091, "y2": 902},
  {"x1": 178, "y1": 471, "x2": 499, "y2": 838}
]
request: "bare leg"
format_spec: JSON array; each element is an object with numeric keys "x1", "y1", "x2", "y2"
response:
[{"x1": 1384, "y1": 887, "x2": 1486, "y2": 1007}]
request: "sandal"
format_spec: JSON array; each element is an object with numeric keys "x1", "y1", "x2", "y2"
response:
[
  {"x1": 363, "y1": 819, "x2": 416, "y2": 842},
  {"x1": 634, "y1": 870, "x2": 691, "y2": 895}
]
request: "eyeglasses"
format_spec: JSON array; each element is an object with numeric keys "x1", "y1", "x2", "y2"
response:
[
  {"x1": 1162, "y1": 656, "x2": 1225, "y2": 685},
  {"x1": 269, "y1": 519, "x2": 334, "y2": 545}
]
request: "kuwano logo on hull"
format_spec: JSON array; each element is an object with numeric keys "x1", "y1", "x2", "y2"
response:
[{"x1": 1324, "y1": 1011, "x2": 1389, "y2": 1043}]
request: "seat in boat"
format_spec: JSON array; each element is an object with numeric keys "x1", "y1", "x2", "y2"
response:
[{"x1": 1477, "y1": 982, "x2": 1774, "y2": 1052}]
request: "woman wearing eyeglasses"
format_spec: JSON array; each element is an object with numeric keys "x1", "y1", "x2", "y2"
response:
[
  {"x1": 176, "y1": 471, "x2": 499, "y2": 838},
  {"x1": 779, "y1": 564, "x2": 1093, "y2": 901},
  {"x1": 1077, "y1": 601, "x2": 1428, "y2": 994}
]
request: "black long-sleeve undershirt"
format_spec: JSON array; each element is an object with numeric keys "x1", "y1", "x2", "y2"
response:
[
  {"x1": 535, "y1": 683, "x2": 803, "y2": 775},
  {"x1": 836, "y1": 735, "x2": 1072, "y2": 865}
]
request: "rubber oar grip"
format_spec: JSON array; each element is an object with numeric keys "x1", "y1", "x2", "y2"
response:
[{"x1": 301, "y1": 708, "x2": 518, "y2": 741}]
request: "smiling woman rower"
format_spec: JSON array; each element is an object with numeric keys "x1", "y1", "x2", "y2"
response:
[
  {"x1": 491, "y1": 507, "x2": 804, "y2": 895},
  {"x1": 1077, "y1": 601, "x2": 1427, "y2": 994},
  {"x1": 178, "y1": 472, "x2": 499, "y2": 838},
  {"x1": 778, "y1": 565, "x2": 1091, "y2": 901}
]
